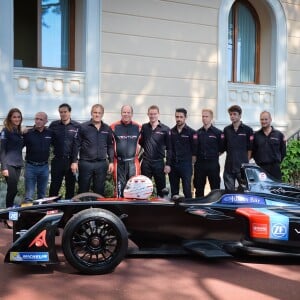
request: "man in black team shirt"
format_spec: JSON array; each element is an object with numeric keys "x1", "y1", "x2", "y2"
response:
[
  {"x1": 71, "y1": 104, "x2": 114, "y2": 195},
  {"x1": 110, "y1": 105, "x2": 141, "y2": 197},
  {"x1": 139, "y1": 105, "x2": 171, "y2": 197},
  {"x1": 223, "y1": 105, "x2": 253, "y2": 190},
  {"x1": 23, "y1": 112, "x2": 53, "y2": 202},
  {"x1": 169, "y1": 108, "x2": 197, "y2": 198},
  {"x1": 48, "y1": 103, "x2": 80, "y2": 199},
  {"x1": 194, "y1": 109, "x2": 224, "y2": 197},
  {"x1": 252, "y1": 111, "x2": 286, "y2": 180}
]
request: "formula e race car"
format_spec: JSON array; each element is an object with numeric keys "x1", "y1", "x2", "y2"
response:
[{"x1": 0, "y1": 164, "x2": 300, "y2": 275}]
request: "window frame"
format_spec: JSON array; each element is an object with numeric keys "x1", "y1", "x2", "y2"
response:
[
  {"x1": 14, "y1": 0, "x2": 75, "y2": 71},
  {"x1": 229, "y1": 0, "x2": 260, "y2": 84}
]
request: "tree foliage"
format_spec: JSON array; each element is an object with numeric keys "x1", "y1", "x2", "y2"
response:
[{"x1": 281, "y1": 139, "x2": 300, "y2": 186}]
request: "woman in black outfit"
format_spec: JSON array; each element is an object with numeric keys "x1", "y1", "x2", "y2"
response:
[{"x1": 0, "y1": 108, "x2": 24, "y2": 227}]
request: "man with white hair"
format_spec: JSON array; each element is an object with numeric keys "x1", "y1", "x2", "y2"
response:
[
  {"x1": 110, "y1": 105, "x2": 141, "y2": 197},
  {"x1": 23, "y1": 112, "x2": 53, "y2": 202}
]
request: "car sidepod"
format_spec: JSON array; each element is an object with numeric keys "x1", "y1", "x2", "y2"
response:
[{"x1": 233, "y1": 206, "x2": 300, "y2": 256}]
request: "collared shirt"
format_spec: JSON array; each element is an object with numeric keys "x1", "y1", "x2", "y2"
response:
[
  {"x1": 75, "y1": 120, "x2": 114, "y2": 162},
  {"x1": 139, "y1": 121, "x2": 172, "y2": 165},
  {"x1": 110, "y1": 120, "x2": 141, "y2": 160},
  {"x1": 223, "y1": 122, "x2": 254, "y2": 173},
  {"x1": 196, "y1": 125, "x2": 224, "y2": 160},
  {"x1": 253, "y1": 126, "x2": 286, "y2": 164},
  {"x1": 48, "y1": 119, "x2": 80, "y2": 160},
  {"x1": 23, "y1": 127, "x2": 53, "y2": 162},
  {"x1": 0, "y1": 128, "x2": 24, "y2": 169},
  {"x1": 170, "y1": 124, "x2": 197, "y2": 163}
]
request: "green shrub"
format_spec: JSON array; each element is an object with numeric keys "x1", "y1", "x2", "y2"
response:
[{"x1": 281, "y1": 139, "x2": 300, "y2": 186}]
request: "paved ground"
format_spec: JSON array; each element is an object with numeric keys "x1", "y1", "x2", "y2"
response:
[{"x1": 1, "y1": 225, "x2": 300, "y2": 300}]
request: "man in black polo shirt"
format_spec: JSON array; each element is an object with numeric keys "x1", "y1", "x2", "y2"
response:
[
  {"x1": 223, "y1": 105, "x2": 253, "y2": 190},
  {"x1": 23, "y1": 112, "x2": 53, "y2": 202},
  {"x1": 253, "y1": 111, "x2": 286, "y2": 180},
  {"x1": 194, "y1": 109, "x2": 224, "y2": 197},
  {"x1": 48, "y1": 103, "x2": 80, "y2": 199},
  {"x1": 139, "y1": 105, "x2": 171, "y2": 197},
  {"x1": 169, "y1": 108, "x2": 197, "y2": 198},
  {"x1": 71, "y1": 104, "x2": 114, "y2": 195}
]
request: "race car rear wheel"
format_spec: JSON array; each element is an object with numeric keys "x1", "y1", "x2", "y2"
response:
[
  {"x1": 71, "y1": 192, "x2": 103, "y2": 202},
  {"x1": 62, "y1": 208, "x2": 128, "y2": 275}
]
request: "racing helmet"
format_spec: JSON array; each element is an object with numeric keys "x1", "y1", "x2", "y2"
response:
[{"x1": 124, "y1": 175, "x2": 153, "y2": 199}]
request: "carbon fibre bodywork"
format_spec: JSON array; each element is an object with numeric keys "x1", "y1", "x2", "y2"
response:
[{"x1": 1, "y1": 164, "x2": 300, "y2": 274}]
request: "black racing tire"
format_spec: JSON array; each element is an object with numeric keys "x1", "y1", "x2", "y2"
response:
[
  {"x1": 62, "y1": 208, "x2": 128, "y2": 275},
  {"x1": 71, "y1": 192, "x2": 104, "y2": 202}
]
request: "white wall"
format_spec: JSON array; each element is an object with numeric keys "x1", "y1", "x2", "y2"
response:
[
  {"x1": 1, "y1": 0, "x2": 300, "y2": 135},
  {"x1": 100, "y1": 0, "x2": 220, "y2": 128},
  {"x1": 283, "y1": 0, "x2": 300, "y2": 134}
]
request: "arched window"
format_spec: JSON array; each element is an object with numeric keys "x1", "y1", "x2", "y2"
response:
[{"x1": 228, "y1": 0, "x2": 260, "y2": 83}]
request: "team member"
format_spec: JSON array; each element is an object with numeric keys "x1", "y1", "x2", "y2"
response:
[
  {"x1": 48, "y1": 103, "x2": 80, "y2": 199},
  {"x1": 169, "y1": 108, "x2": 197, "y2": 198},
  {"x1": 110, "y1": 105, "x2": 141, "y2": 197},
  {"x1": 71, "y1": 104, "x2": 114, "y2": 195},
  {"x1": 223, "y1": 105, "x2": 253, "y2": 190},
  {"x1": 0, "y1": 108, "x2": 24, "y2": 210},
  {"x1": 194, "y1": 109, "x2": 224, "y2": 197},
  {"x1": 139, "y1": 105, "x2": 171, "y2": 197},
  {"x1": 23, "y1": 112, "x2": 53, "y2": 202},
  {"x1": 252, "y1": 111, "x2": 286, "y2": 180}
]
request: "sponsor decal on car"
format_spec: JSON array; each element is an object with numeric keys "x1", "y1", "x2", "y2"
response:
[
  {"x1": 236, "y1": 208, "x2": 289, "y2": 240},
  {"x1": 9, "y1": 211, "x2": 18, "y2": 221},
  {"x1": 10, "y1": 252, "x2": 49, "y2": 262},
  {"x1": 221, "y1": 194, "x2": 265, "y2": 205},
  {"x1": 29, "y1": 230, "x2": 48, "y2": 248},
  {"x1": 271, "y1": 223, "x2": 288, "y2": 239},
  {"x1": 252, "y1": 223, "x2": 268, "y2": 235},
  {"x1": 258, "y1": 172, "x2": 267, "y2": 181}
]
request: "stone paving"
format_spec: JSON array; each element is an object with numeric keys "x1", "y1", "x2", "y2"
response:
[{"x1": 1, "y1": 226, "x2": 300, "y2": 300}]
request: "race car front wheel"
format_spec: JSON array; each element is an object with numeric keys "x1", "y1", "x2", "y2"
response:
[{"x1": 62, "y1": 208, "x2": 128, "y2": 275}]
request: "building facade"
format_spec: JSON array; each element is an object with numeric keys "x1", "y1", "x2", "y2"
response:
[{"x1": 0, "y1": 0, "x2": 299, "y2": 135}]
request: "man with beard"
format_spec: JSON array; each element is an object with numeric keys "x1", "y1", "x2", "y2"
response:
[{"x1": 169, "y1": 108, "x2": 197, "y2": 198}]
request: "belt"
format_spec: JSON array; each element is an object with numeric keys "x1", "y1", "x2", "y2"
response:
[
  {"x1": 172, "y1": 159, "x2": 190, "y2": 163},
  {"x1": 81, "y1": 159, "x2": 107, "y2": 162},
  {"x1": 54, "y1": 155, "x2": 71, "y2": 159},
  {"x1": 142, "y1": 157, "x2": 164, "y2": 162},
  {"x1": 117, "y1": 157, "x2": 135, "y2": 162},
  {"x1": 27, "y1": 160, "x2": 48, "y2": 166}
]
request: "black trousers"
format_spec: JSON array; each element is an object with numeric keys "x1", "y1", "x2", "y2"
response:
[
  {"x1": 169, "y1": 160, "x2": 193, "y2": 198},
  {"x1": 114, "y1": 157, "x2": 140, "y2": 198},
  {"x1": 78, "y1": 160, "x2": 108, "y2": 195},
  {"x1": 49, "y1": 157, "x2": 76, "y2": 199},
  {"x1": 141, "y1": 159, "x2": 166, "y2": 197},
  {"x1": 258, "y1": 162, "x2": 282, "y2": 181},
  {"x1": 194, "y1": 159, "x2": 220, "y2": 197},
  {"x1": 4, "y1": 165, "x2": 21, "y2": 207}
]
